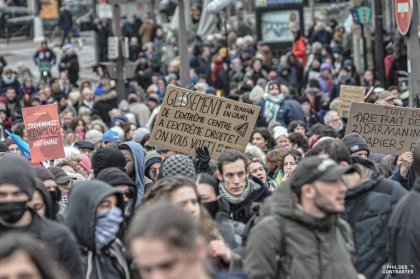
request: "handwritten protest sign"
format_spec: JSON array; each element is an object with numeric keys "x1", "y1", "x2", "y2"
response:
[
  {"x1": 149, "y1": 85, "x2": 261, "y2": 159},
  {"x1": 22, "y1": 104, "x2": 65, "y2": 162},
  {"x1": 337, "y1": 85, "x2": 365, "y2": 118},
  {"x1": 345, "y1": 103, "x2": 420, "y2": 155}
]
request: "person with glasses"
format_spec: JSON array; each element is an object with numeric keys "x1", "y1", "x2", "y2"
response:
[{"x1": 216, "y1": 150, "x2": 271, "y2": 224}]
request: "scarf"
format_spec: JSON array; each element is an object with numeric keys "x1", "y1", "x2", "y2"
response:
[
  {"x1": 263, "y1": 93, "x2": 284, "y2": 123},
  {"x1": 219, "y1": 179, "x2": 262, "y2": 205}
]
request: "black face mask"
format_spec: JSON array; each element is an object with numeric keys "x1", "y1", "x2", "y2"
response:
[
  {"x1": 203, "y1": 201, "x2": 219, "y2": 218},
  {"x1": 0, "y1": 201, "x2": 28, "y2": 223},
  {"x1": 49, "y1": 190, "x2": 61, "y2": 215}
]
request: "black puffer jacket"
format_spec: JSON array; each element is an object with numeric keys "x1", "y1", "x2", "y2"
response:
[
  {"x1": 342, "y1": 157, "x2": 407, "y2": 279},
  {"x1": 389, "y1": 179, "x2": 420, "y2": 277},
  {"x1": 64, "y1": 180, "x2": 131, "y2": 279}
]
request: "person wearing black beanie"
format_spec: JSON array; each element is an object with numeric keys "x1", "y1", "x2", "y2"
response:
[
  {"x1": 91, "y1": 147, "x2": 126, "y2": 177},
  {"x1": 341, "y1": 132, "x2": 370, "y2": 158},
  {"x1": 96, "y1": 167, "x2": 137, "y2": 219},
  {"x1": 0, "y1": 154, "x2": 84, "y2": 278}
]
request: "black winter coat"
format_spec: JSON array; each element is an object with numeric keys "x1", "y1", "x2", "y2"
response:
[
  {"x1": 341, "y1": 157, "x2": 407, "y2": 279},
  {"x1": 389, "y1": 179, "x2": 420, "y2": 277},
  {"x1": 0, "y1": 209, "x2": 84, "y2": 278}
]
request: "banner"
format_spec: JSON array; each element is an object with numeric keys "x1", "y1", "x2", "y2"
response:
[
  {"x1": 22, "y1": 104, "x2": 65, "y2": 162},
  {"x1": 149, "y1": 85, "x2": 261, "y2": 159},
  {"x1": 337, "y1": 85, "x2": 365, "y2": 118},
  {"x1": 345, "y1": 103, "x2": 420, "y2": 155}
]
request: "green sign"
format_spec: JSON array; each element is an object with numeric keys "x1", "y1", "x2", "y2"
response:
[{"x1": 357, "y1": 6, "x2": 372, "y2": 25}]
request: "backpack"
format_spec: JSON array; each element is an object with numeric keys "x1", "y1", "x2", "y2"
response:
[{"x1": 241, "y1": 203, "x2": 356, "y2": 277}]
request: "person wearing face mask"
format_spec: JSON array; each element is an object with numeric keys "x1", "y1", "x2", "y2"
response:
[
  {"x1": 96, "y1": 167, "x2": 137, "y2": 221},
  {"x1": 64, "y1": 180, "x2": 130, "y2": 279},
  {"x1": 0, "y1": 154, "x2": 83, "y2": 278},
  {"x1": 196, "y1": 173, "x2": 246, "y2": 251}
]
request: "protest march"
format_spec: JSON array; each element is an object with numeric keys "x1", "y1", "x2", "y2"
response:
[{"x1": 0, "y1": 0, "x2": 419, "y2": 278}]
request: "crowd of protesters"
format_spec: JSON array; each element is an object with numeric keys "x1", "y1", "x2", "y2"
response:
[{"x1": 0, "y1": 5, "x2": 419, "y2": 279}]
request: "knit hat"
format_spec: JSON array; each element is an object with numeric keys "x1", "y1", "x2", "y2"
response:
[
  {"x1": 33, "y1": 166, "x2": 55, "y2": 181},
  {"x1": 133, "y1": 128, "x2": 150, "y2": 143},
  {"x1": 85, "y1": 130, "x2": 103, "y2": 146},
  {"x1": 80, "y1": 154, "x2": 92, "y2": 174},
  {"x1": 48, "y1": 166, "x2": 71, "y2": 185},
  {"x1": 145, "y1": 150, "x2": 162, "y2": 174},
  {"x1": 96, "y1": 167, "x2": 136, "y2": 189},
  {"x1": 249, "y1": 85, "x2": 264, "y2": 102},
  {"x1": 0, "y1": 154, "x2": 36, "y2": 198},
  {"x1": 92, "y1": 147, "x2": 126, "y2": 177},
  {"x1": 147, "y1": 93, "x2": 160, "y2": 104},
  {"x1": 162, "y1": 154, "x2": 196, "y2": 178},
  {"x1": 341, "y1": 133, "x2": 370, "y2": 156},
  {"x1": 320, "y1": 63, "x2": 332, "y2": 72}
]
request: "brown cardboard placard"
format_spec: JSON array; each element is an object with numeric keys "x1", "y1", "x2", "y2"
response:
[
  {"x1": 337, "y1": 85, "x2": 365, "y2": 118},
  {"x1": 345, "y1": 103, "x2": 420, "y2": 155},
  {"x1": 149, "y1": 85, "x2": 261, "y2": 159}
]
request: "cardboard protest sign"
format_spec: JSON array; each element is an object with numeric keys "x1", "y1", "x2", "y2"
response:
[
  {"x1": 345, "y1": 103, "x2": 420, "y2": 155},
  {"x1": 22, "y1": 104, "x2": 65, "y2": 162},
  {"x1": 149, "y1": 85, "x2": 261, "y2": 159},
  {"x1": 337, "y1": 85, "x2": 365, "y2": 118}
]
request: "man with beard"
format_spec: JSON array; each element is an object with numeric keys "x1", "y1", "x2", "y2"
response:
[
  {"x1": 245, "y1": 157, "x2": 361, "y2": 279},
  {"x1": 0, "y1": 154, "x2": 83, "y2": 278},
  {"x1": 324, "y1": 109, "x2": 345, "y2": 138},
  {"x1": 307, "y1": 139, "x2": 407, "y2": 279}
]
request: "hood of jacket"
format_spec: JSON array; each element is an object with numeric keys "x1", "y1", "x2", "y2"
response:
[
  {"x1": 270, "y1": 182, "x2": 338, "y2": 231},
  {"x1": 64, "y1": 180, "x2": 123, "y2": 251},
  {"x1": 345, "y1": 156, "x2": 382, "y2": 199},
  {"x1": 119, "y1": 142, "x2": 146, "y2": 206}
]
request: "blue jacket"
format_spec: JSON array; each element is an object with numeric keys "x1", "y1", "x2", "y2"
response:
[{"x1": 257, "y1": 100, "x2": 294, "y2": 128}]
